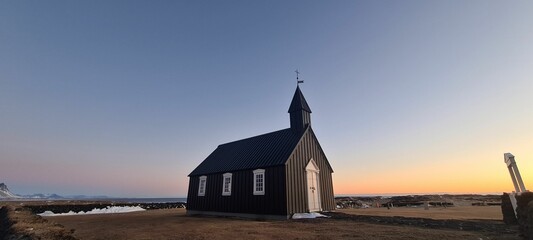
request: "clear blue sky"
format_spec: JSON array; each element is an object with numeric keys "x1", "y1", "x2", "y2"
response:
[{"x1": 1, "y1": 1, "x2": 532, "y2": 197}]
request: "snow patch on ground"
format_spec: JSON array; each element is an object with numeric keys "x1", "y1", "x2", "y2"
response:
[
  {"x1": 38, "y1": 206, "x2": 146, "y2": 216},
  {"x1": 292, "y1": 212, "x2": 330, "y2": 219}
]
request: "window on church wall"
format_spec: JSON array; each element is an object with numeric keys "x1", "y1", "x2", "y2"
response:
[
  {"x1": 253, "y1": 169, "x2": 265, "y2": 195},
  {"x1": 222, "y1": 173, "x2": 232, "y2": 196},
  {"x1": 198, "y1": 176, "x2": 207, "y2": 196}
]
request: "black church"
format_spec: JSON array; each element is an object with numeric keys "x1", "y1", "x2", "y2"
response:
[{"x1": 187, "y1": 86, "x2": 335, "y2": 219}]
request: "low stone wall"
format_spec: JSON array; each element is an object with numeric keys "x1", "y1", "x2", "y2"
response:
[
  {"x1": 528, "y1": 201, "x2": 533, "y2": 240},
  {"x1": 26, "y1": 202, "x2": 186, "y2": 214},
  {"x1": 502, "y1": 193, "x2": 518, "y2": 224},
  {"x1": 0, "y1": 206, "x2": 13, "y2": 239},
  {"x1": 516, "y1": 192, "x2": 533, "y2": 239}
]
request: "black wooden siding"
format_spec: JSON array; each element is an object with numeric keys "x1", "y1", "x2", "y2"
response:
[
  {"x1": 285, "y1": 128, "x2": 335, "y2": 214},
  {"x1": 187, "y1": 165, "x2": 287, "y2": 215},
  {"x1": 290, "y1": 111, "x2": 311, "y2": 133}
]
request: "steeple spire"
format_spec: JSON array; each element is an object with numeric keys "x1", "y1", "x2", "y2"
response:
[
  {"x1": 288, "y1": 86, "x2": 311, "y2": 133},
  {"x1": 288, "y1": 86, "x2": 312, "y2": 113}
]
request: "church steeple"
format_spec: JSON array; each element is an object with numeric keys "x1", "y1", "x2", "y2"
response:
[{"x1": 288, "y1": 86, "x2": 312, "y2": 133}]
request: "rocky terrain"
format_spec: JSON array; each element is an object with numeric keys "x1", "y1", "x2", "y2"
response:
[{"x1": 335, "y1": 194, "x2": 501, "y2": 209}]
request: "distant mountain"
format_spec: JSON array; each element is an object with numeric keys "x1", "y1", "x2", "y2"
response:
[
  {"x1": 0, "y1": 183, "x2": 21, "y2": 198},
  {"x1": 21, "y1": 193, "x2": 65, "y2": 199},
  {"x1": 0, "y1": 183, "x2": 109, "y2": 200}
]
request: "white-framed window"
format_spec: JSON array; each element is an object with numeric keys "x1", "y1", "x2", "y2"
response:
[
  {"x1": 222, "y1": 173, "x2": 232, "y2": 196},
  {"x1": 198, "y1": 176, "x2": 207, "y2": 196},
  {"x1": 253, "y1": 169, "x2": 265, "y2": 195}
]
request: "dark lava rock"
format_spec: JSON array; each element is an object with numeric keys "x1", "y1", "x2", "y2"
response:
[{"x1": 516, "y1": 192, "x2": 533, "y2": 239}]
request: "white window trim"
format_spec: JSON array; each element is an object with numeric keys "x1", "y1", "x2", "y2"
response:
[
  {"x1": 198, "y1": 176, "x2": 207, "y2": 196},
  {"x1": 253, "y1": 169, "x2": 265, "y2": 195},
  {"x1": 222, "y1": 173, "x2": 232, "y2": 196}
]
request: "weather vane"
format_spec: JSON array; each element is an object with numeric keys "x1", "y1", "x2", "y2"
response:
[{"x1": 295, "y1": 69, "x2": 304, "y2": 85}]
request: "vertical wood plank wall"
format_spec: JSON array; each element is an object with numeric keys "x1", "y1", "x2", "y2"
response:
[
  {"x1": 187, "y1": 165, "x2": 287, "y2": 215},
  {"x1": 286, "y1": 129, "x2": 335, "y2": 214}
]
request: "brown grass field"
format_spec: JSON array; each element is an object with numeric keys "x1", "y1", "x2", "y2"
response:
[
  {"x1": 41, "y1": 206, "x2": 520, "y2": 240},
  {"x1": 341, "y1": 205, "x2": 503, "y2": 220}
]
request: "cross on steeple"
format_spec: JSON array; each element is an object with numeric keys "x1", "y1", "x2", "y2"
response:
[{"x1": 295, "y1": 69, "x2": 304, "y2": 85}]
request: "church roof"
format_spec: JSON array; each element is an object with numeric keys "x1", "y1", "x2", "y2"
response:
[
  {"x1": 189, "y1": 128, "x2": 304, "y2": 176},
  {"x1": 288, "y1": 86, "x2": 312, "y2": 113}
]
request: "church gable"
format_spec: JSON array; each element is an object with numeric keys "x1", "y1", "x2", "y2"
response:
[
  {"x1": 285, "y1": 126, "x2": 335, "y2": 214},
  {"x1": 285, "y1": 127, "x2": 333, "y2": 173}
]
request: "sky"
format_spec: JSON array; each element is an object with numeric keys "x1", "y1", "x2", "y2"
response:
[{"x1": 1, "y1": 1, "x2": 533, "y2": 198}]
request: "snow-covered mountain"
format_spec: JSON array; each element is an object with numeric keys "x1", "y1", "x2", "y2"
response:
[{"x1": 0, "y1": 183, "x2": 21, "y2": 198}]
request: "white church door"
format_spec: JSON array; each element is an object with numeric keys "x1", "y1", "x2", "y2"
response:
[{"x1": 306, "y1": 159, "x2": 321, "y2": 212}]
